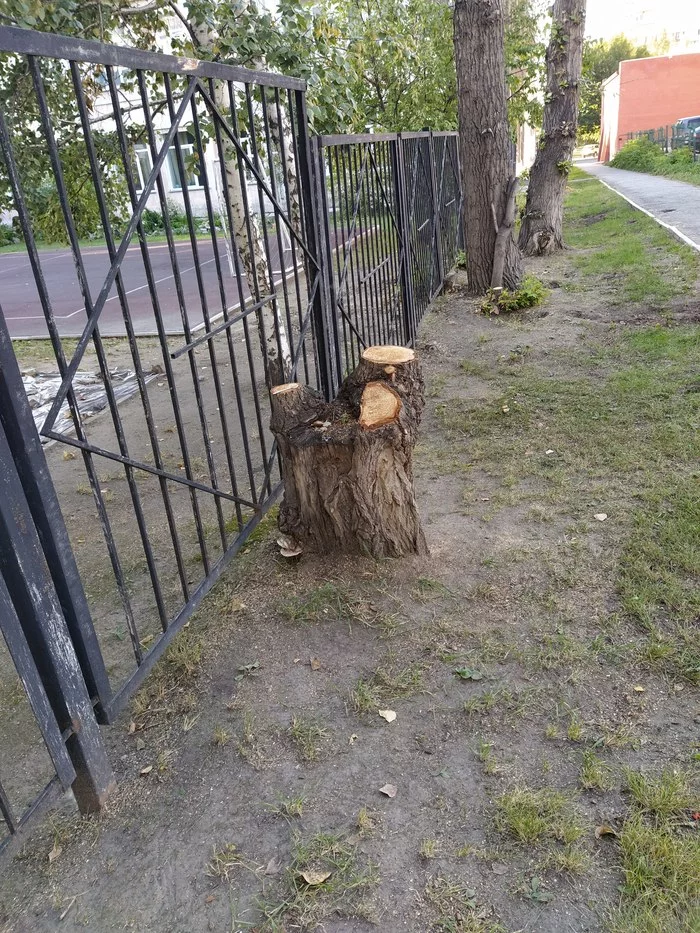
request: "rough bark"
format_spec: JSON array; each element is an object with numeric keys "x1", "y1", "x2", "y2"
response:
[
  {"x1": 194, "y1": 21, "x2": 292, "y2": 386},
  {"x1": 518, "y1": 0, "x2": 586, "y2": 255},
  {"x1": 270, "y1": 346, "x2": 428, "y2": 558},
  {"x1": 453, "y1": 0, "x2": 523, "y2": 294}
]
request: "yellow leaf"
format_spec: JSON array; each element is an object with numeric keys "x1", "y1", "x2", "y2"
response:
[
  {"x1": 378, "y1": 709, "x2": 397, "y2": 723},
  {"x1": 299, "y1": 869, "x2": 332, "y2": 885},
  {"x1": 48, "y1": 842, "x2": 62, "y2": 864}
]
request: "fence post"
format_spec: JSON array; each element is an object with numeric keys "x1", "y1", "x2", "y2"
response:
[
  {"x1": 310, "y1": 135, "x2": 343, "y2": 392},
  {"x1": 428, "y1": 131, "x2": 445, "y2": 292},
  {"x1": 0, "y1": 419, "x2": 115, "y2": 814},
  {"x1": 0, "y1": 307, "x2": 112, "y2": 721},
  {"x1": 392, "y1": 134, "x2": 417, "y2": 345},
  {"x1": 293, "y1": 91, "x2": 336, "y2": 401}
]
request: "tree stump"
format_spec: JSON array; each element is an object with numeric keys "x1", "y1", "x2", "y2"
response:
[{"x1": 270, "y1": 346, "x2": 428, "y2": 558}]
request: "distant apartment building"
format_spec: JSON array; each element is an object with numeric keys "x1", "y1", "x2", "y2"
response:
[
  {"x1": 599, "y1": 51, "x2": 700, "y2": 161},
  {"x1": 627, "y1": 0, "x2": 700, "y2": 55}
]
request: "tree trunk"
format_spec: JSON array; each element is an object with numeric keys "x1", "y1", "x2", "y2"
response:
[
  {"x1": 454, "y1": 0, "x2": 523, "y2": 294},
  {"x1": 193, "y1": 20, "x2": 292, "y2": 387},
  {"x1": 270, "y1": 346, "x2": 428, "y2": 558},
  {"x1": 518, "y1": 0, "x2": 586, "y2": 256}
]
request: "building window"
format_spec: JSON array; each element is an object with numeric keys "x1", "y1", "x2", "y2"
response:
[
  {"x1": 133, "y1": 143, "x2": 153, "y2": 192},
  {"x1": 166, "y1": 131, "x2": 203, "y2": 190}
]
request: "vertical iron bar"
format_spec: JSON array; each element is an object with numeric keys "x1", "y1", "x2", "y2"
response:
[
  {"x1": 393, "y1": 135, "x2": 416, "y2": 345},
  {"x1": 294, "y1": 90, "x2": 334, "y2": 400},
  {"x1": 0, "y1": 420, "x2": 115, "y2": 814}
]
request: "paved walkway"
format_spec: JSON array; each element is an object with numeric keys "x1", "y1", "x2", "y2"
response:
[{"x1": 577, "y1": 158, "x2": 700, "y2": 252}]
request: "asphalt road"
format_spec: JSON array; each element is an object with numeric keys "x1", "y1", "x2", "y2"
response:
[
  {"x1": 0, "y1": 237, "x2": 291, "y2": 340},
  {"x1": 578, "y1": 158, "x2": 700, "y2": 251}
]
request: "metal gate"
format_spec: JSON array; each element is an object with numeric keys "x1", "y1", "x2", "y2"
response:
[
  {"x1": 314, "y1": 130, "x2": 463, "y2": 388},
  {"x1": 0, "y1": 25, "x2": 462, "y2": 847}
]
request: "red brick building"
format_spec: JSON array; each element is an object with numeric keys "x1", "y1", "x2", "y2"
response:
[{"x1": 599, "y1": 52, "x2": 700, "y2": 161}]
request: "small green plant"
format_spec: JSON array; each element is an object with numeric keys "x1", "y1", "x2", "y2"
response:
[
  {"x1": 480, "y1": 275, "x2": 548, "y2": 316},
  {"x1": 494, "y1": 787, "x2": 585, "y2": 845},
  {"x1": 419, "y1": 838, "x2": 440, "y2": 859},
  {"x1": 289, "y1": 715, "x2": 328, "y2": 761},
  {"x1": 265, "y1": 792, "x2": 306, "y2": 819},
  {"x1": 579, "y1": 749, "x2": 612, "y2": 790},
  {"x1": 356, "y1": 807, "x2": 379, "y2": 838},
  {"x1": 212, "y1": 726, "x2": 230, "y2": 747}
]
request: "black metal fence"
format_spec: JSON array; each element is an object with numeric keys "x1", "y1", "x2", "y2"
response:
[
  {"x1": 0, "y1": 25, "x2": 462, "y2": 851},
  {"x1": 315, "y1": 131, "x2": 462, "y2": 386},
  {"x1": 624, "y1": 123, "x2": 700, "y2": 159}
]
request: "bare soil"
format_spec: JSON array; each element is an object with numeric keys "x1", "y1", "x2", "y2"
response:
[{"x1": 0, "y1": 250, "x2": 698, "y2": 933}]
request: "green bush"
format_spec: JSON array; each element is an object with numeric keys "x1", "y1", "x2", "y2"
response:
[
  {"x1": 480, "y1": 274, "x2": 549, "y2": 315},
  {"x1": 610, "y1": 138, "x2": 663, "y2": 173},
  {"x1": 141, "y1": 208, "x2": 164, "y2": 235},
  {"x1": 610, "y1": 138, "x2": 700, "y2": 186},
  {"x1": 0, "y1": 223, "x2": 19, "y2": 247}
]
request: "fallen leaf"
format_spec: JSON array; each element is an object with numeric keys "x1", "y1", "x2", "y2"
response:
[
  {"x1": 128, "y1": 721, "x2": 137, "y2": 734},
  {"x1": 633, "y1": 685, "x2": 645, "y2": 693},
  {"x1": 265, "y1": 857, "x2": 282, "y2": 875},
  {"x1": 379, "y1": 783, "x2": 397, "y2": 798},
  {"x1": 229, "y1": 598, "x2": 246, "y2": 613},
  {"x1": 205, "y1": 894, "x2": 216, "y2": 904},
  {"x1": 140, "y1": 765, "x2": 153, "y2": 775},
  {"x1": 48, "y1": 842, "x2": 62, "y2": 864},
  {"x1": 349, "y1": 733, "x2": 358, "y2": 745},
  {"x1": 135, "y1": 737, "x2": 145, "y2": 751},
  {"x1": 595, "y1": 824, "x2": 618, "y2": 839},
  {"x1": 299, "y1": 869, "x2": 331, "y2": 885},
  {"x1": 378, "y1": 709, "x2": 397, "y2": 723},
  {"x1": 491, "y1": 862, "x2": 509, "y2": 875},
  {"x1": 310, "y1": 657, "x2": 321, "y2": 671},
  {"x1": 453, "y1": 667, "x2": 483, "y2": 681},
  {"x1": 594, "y1": 513, "x2": 608, "y2": 522}
]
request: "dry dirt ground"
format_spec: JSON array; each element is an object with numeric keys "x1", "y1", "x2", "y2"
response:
[{"x1": 1, "y1": 175, "x2": 699, "y2": 932}]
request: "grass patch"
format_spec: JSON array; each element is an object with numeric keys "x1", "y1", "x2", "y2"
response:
[
  {"x1": 618, "y1": 486, "x2": 700, "y2": 684},
  {"x1": 256, "y1": 831, "x2": 378, "y2": 929},
  {"x1": 564, "y1": 167, "x2": 698, "y2": 304},
  {"x1": 579, "y1": 749, "x2": 613, "y2": 791},
  {"x1": 424, "y1": 876, "x2": 505, "y2": 932},
  {"x1": 610, "y1": 815, "x2": 700, "y2": 933},
  {"x1": 623, "y1": 768, "x2": 695, "y2": 822},
  {"x1": 264, "y1": 793, "x2": 306, "y2": 819},
  {"x1": 494, "y1": 787, "x2": 586, "y2": 846},
  {"x1": 349, "y1": 662, "x2": 424, "y2": 713},
  {"x1": 282, "y1": 582, "x2": 367, "y2": 625},
  {"x1": 289, "y1": 715, "x2": 329, "y2": 761}
]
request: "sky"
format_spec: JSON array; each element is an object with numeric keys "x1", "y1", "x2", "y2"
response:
[{"x1": 584, "y1": 0, "x2": 699, "y2": 42}]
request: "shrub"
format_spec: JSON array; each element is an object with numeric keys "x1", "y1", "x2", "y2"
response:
[
  {"x1": 480, "y1": 274, "x2": 549, "y2": 315},
  {"x1": 0, "y1": 223, "x2": 19, "y2": 247},
  {"x1": 610, "y1": 138, "x2": 664, "y2": 173}
]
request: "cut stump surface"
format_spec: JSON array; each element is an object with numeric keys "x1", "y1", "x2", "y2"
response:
[{"x1": 270, "y1": 346, "x2": 427, "y2": 558}]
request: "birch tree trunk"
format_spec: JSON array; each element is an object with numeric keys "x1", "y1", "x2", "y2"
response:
[
  {"x1": 454, "y1": 0, "x2": 523, "y2": 294},
  {"x1": 518, "y1": 0, "x2": 586, "y2": 255},
  {"x1": 193, "y1": 22, "x2": 292, "y2": 387}
]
